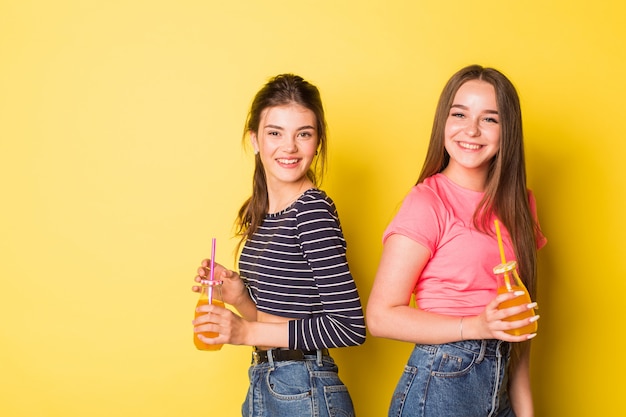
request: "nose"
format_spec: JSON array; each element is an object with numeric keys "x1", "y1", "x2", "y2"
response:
[
  {"x1": 284, "y1": 136, "x2": 298, "y2": 152},
  {"x1": 464, "y1": 118, "x2": 480, "y2": 137}
]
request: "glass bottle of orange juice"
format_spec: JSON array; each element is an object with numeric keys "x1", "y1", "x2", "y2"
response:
[
  {"x1": 194, "y1": 279, "x2": 224, "y2": 351},
  {"x1": 494, "y1": 261, "x2": 537, "y2": 336}
]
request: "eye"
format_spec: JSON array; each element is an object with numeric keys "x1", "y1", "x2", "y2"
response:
[
  {"x1": 483, "y1": 117, "x2": 499, "y2": 124},
  {"x1": 298, "y1": 131, "x2": 314, "y2": 138},
  {"x1": 450, "y1": 112, "x2": 465, "y2": 119},
  {"x1": 267, "y1": 130, "x2": 280, "y2": 136}
]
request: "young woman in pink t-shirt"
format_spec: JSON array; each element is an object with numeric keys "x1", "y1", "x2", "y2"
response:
[{"x1": 367, "y1": 65, "x2": 546, "y2": 417}]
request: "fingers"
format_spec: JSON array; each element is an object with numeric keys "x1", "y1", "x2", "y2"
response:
[
  {"x1": 481, "y1": 292, "x2": 541, "y2": 342},
  {"x1": 193, "y1": 305, "x2": 230, "y2": 344},
  {"x1": 492, "y1": 290, "x2": 527, "y2": 307},
  {"x1": 196, "y1": 259, "x2": 228, "y2": 279},
  {"x1": 193, "y1": 303, "x2": 227, "y2": 322},
  {"x1": 498, "y1": 315, "x2": 539, "y2": 336}
]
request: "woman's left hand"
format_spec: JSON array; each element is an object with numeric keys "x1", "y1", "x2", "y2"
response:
[
  {"x1": 474, "y1": 291, "x2": 539, "y2": 342},
  {"x1": 193, "y1": 302, "x2": 250, "y2": 346}
]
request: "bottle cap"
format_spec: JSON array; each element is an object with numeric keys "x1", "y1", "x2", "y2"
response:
[{"x1": 493, "y1": 260, "x2": 517, "y2": 274}]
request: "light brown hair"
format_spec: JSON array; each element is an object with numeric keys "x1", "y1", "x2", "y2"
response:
[{"x1": 419, "y1": 65, "x2": 541, "y2": 365}]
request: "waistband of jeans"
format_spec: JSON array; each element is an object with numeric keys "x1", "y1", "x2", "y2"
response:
[
  {"x1": 449, "y1": 339, "x2": 510, "y2": 357},
  {"x1": 251, "y1": 348, "x2": 330, "y2": 365}
]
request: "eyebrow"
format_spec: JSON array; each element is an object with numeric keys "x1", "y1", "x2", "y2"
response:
[
  {"x1": 450, "y1": 104, "x2": 499, "y2": 114},
  {"x1": 263, "y1": 124, "x2": 316, "y2": 130}
]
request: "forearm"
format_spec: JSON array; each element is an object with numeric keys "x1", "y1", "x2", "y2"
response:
[
  {"x1": 509, "y1": 346, "x2": 534, "y2": 417},
  {"x1": 244, "y1": 320, "x2": 290, "y2": 348},
  {"x1": 367, "y1": 303, "x2": 465, "y2": 344},
  {"x1": 232, "y1": 293, "x2": 258, "y2": 322}
]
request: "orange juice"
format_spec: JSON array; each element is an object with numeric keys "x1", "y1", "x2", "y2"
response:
[
  {"x1": 194, "y1": 298, "x2": 225, "y2": 351},
  {"x1": 496, "y1": 284, "x2": 537, "y2": 336}
]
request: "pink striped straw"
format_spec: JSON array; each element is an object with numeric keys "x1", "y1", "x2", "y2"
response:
[{"x1": 208, "y1": 237, "x2": 216, "y2": 303}]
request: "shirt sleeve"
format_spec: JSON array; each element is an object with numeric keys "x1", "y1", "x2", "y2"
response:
[
  {"x1": 287, "y1": 194, "x2": 366, "y2": 350},
  {"x1": 382, "y1": 185, "x2": 443, "y2": 255}
]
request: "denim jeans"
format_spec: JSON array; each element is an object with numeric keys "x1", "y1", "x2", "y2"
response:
[
  {"x1": 388, "y1": 340, "x2": 514, "y2": 417},
  {"x1": 242, "y1": 350, "x2": 355, "y2": 417}
]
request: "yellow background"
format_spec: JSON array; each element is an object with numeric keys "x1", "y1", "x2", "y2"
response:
[{"x1": 2, "y1": 1, "x2": 625, "y2": 416}]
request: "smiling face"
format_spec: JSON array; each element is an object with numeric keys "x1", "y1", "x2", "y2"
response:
[
  {"x1": 250, "y1": 103, "x2": 319, "y2": 195},
  {"x1": 442, "y1": 79, "x2": 501, "y2": 190}
]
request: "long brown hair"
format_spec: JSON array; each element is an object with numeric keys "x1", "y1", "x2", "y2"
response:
[
  {"x1": 419, "y1": 65, "x2": 541, "y2": 364},
  {"x1": 235, "y1": 74, "x2": 328, "y2": 250}
]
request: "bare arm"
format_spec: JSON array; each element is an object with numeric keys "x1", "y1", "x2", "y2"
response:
[
  {"x1": 509, "y1": 345, "x2": 534, "y2": 417},
  {"x1": 367, "y1": 234, "x2": 464, "y2": 343},
  {"x1": 367, "y1": 234, "x2": 539, "y2": 344}
]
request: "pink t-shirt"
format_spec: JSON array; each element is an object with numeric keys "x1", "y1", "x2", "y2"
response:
[{"x1": 383, "y1": 173, "x2": 547, "y2": 316}]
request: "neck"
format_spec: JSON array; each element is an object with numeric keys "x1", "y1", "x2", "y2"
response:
[
  {"x1": 267, "y1": 179, "x2": 314, "y2": 213},
  {"x1": 441, "y1": 166, "x2": 488, "y2": 192}
]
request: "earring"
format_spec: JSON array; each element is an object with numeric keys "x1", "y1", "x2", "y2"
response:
[{"x1": 254, "y1": 149, "x2": 259, "y2": 155}]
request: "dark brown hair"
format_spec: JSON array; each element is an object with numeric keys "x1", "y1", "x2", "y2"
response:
[{"x1": 235, "y1": 74, "x2": 328, "y2": 249}]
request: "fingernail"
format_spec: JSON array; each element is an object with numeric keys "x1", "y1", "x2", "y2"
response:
[
  {"x1": 527, "y1": 302, "x2": 538, "y2": 309},
  {"x1": 527, "y1": 333, "x2": 537, "y2": 340},
  {"x1": 514, "y1": 291, "x2": 525, "y2": 296},
  {"x1": 529, "y1": 315, "x2": 540, "y2": 322}
]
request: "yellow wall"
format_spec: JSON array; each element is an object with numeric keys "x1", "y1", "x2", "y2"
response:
[{"x1": 2, "y1": 1, "x2": 624, "y2": 416}]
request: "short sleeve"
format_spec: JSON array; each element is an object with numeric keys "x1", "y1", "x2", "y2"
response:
[{"x1": 383, "y1": 186, "x2": 444, "y2": 256}]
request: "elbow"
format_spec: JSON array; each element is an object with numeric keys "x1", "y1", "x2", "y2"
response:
[
  {"x1": 350, "y1": 319, "x2": 367, "y2": 346},
  {"x1": 365, "y1": 305, "x2": 387, "y2": 338}
]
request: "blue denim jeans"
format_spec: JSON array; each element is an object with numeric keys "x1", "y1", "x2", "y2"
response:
[
  {"x1": 388, "y1": 340, "x2": 514, "y2": 417},
  {"x1": 242, "y1": 350, "x2": 355, "y2": 417}
]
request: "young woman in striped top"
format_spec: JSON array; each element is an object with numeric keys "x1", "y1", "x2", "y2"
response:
[{"x1": 192, "y1": 74, "x2": 366, "y2": 417}]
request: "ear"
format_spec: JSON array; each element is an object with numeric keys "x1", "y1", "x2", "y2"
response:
[{"x1": 249, "y1": 132, "x2": 259, "y2": 154}]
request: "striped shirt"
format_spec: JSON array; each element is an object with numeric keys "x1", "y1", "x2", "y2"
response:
[{"x1": 239, "y1": 188, "x2": 366, "y2": 350}]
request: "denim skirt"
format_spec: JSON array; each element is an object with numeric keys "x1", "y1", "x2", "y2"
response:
[
  {"x1": 242, "y1": 350, "x2": 355, "y2": 417},
  {"x1": 388, "y1": 339, "x2": 514, "y2": 417}
]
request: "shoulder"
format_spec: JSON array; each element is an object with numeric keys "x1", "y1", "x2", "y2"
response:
[
  {"x1": 293, "y1": 189, "x2": 342, "y2": 232},
  {"x1": 295, "y1": 188, "x2": 337, "y2": 213},
  {"x1": 401, "y1": 177, "x2": 446, "y2": 213}
]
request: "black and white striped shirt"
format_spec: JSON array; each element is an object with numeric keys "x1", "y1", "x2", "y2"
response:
[{"x1": 239, "y1": 188, "x2": 366, "y2": 350}]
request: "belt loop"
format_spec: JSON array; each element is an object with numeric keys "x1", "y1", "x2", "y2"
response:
[
  {"x1": 316, "y1": 349, "x2": 323, "y2": 366},
  {"x1": 476, "y1": 340, "x2": 487, "y2": 363},
  {"x1": 267, "y1": 349, "x2": 275, "y2": 370}
]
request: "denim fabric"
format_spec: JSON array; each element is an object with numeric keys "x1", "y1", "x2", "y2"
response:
[
  {"x1": 242, "y1": 350, "x2": 355, "y2": 417},
  {"x1": 388, "y1": 340, "x2": 515, "y2": 417}
]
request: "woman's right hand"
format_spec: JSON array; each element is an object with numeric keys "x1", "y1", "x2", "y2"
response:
[{"x1": 192, "y1": 259, "x2": 247, "y2": 307}]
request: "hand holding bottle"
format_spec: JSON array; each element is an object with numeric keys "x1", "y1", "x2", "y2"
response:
[
  {"x1": 494, "y1": 261, "x2": 538, "y2": 336},
  {"x1": 192, "y1": 238, "x2": 224, "y2": 351},
  {"x1": 466, "y1": 290, "x2": 538, "y2": 342},
  {"x1": 193, "y1": 259, "x2": 247, "y2": 306},
  {"x1": 193, "y1": 279, "x2": 225, "y2": 351},
  {"x1": 492, "y1": 219, "x2": 539, "y2": 338}
]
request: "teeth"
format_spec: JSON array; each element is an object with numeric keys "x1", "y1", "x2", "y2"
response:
[
  {"x1": 277, "y1": 158, "x2": 298, "y2": 164},
  {"x1": 460, "y1": 142, "x2": 482, "y2": 150}
]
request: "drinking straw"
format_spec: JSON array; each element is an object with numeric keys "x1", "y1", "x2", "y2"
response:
[
  {"x1": 494, "y1": 220, "x2": 507, "y2": 264},
  {"x1": 494, "y1": 220, "x2": 512, "y2": 290},
  {"x1": 208, "y1": 237, "x2": 216, "y2": 304}
]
